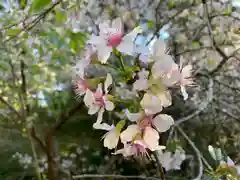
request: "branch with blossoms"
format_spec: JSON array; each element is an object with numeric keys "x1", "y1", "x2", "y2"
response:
[{"x1": 72, "y1": 17, "x2": 196, "y2": 159}]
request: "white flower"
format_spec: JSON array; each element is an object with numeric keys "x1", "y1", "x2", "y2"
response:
[
  {"x1": 152, "y1": 114, "x2": 174, "y2": 132},
  {"x1": 157, "y1": 149, "x2": 186, "y2": 171},
  {"x1": 133, "y1": 69, "x2": 149, "y2": 91},
  {"x1": 179, "y1": 59, "x2": 195, "y2": 100},
  {"x1": 151, "y1": 54, "x2": 178, "y2": 80},
  {"x1": 120, "y1": 124, "x2": 141, "y2": 144},
  {"x1": 84, "y1": 73, "x2": 114, "y2": 124},
  {"x1": 93, "y1": 123, "x2": 120, "y2": 150},
  {"x1": 121, "y1": 110, "x2": 173, "y2": 151},
  {"x1": 87, "y1": 17, "x2": 141, "y2": 63},
  {"x1": 72, "y1": 45, "x2": 96, "y2": 79},
  {"x1": 140, "y1": 93, "x2": 163, "y2": 115},
  {"x1": 125, "y1": 110, "x2": 174, "y2": 133}
]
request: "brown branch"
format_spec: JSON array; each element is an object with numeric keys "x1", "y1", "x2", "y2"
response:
[
  {"x1": 20, "y1": 60, "x2": 29, "y2": 114},
  {"x1": 30, "y1": 127, "x2": 47, "y2": 153},
  {"x1": 47, "y1": 102, "x2": 84, "y2": 136}
]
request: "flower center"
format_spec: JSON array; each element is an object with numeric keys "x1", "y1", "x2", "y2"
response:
[
  {"x1": 139, "y1": 115, "x2": 153, "y2": 129},
  {"x1": 107, "y1": 33, "x2": 123, "y2": 47}
]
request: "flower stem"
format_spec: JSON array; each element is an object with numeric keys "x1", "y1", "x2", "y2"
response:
[{"x1": 119, "y1": 55, "x2": 126, "y2": 71}]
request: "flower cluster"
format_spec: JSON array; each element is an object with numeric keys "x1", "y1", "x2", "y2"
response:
[{"x1": 72, "y1": 17, "x2": 195, "y2": 157}]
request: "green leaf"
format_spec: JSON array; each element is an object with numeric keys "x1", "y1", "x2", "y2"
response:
[
  {"x1": 116, "y1": 120, "x2": 126, "y2": 132},
  {"x1": 148, "y1": 21, "x2": 153, "y2": 29},
  {"x1": 6, "y1": 28, "x2": 21, "y2": 36},
  {"x1": 166, "y1": 1, "x2": 176, "y2": 8},
  {"x1": 192, "y1": 41, "x2": 201, "y2": 48},
  {"x1": 55, "y1": 9, "x2": 67, "y2": 24},
  {"x1": 166, "y1": 140, "x2": 181, "y2": 152},
  {"x1": 31, "y1": 0, "x2": 51, "y2": 12}
]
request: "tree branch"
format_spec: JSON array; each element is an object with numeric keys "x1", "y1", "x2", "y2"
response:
[
  {"x1": 176, "y1": 126, "x2": 211, "y2": 180},
  {"x1": 175, "y1": 78, "x2": 213, "y2": 125},
  {"x1": 3, "y1": 0, "x2": 62, "y2": 43},
  {"x1": 201, "y1": 0, "x2": 240, "y2": 76},
  {"x1": 0, "y1": 96, "x2": 21, "y2": 118},
  {"x1": 72, "y1": 174, "x2": 161, "y2": 180},
  {"x1": 47, "y1": 102, "x2": 84, "y2": 136}
]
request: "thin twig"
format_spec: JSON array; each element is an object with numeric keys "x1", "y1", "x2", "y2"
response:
[
  {"x1": 176, "y1": 126, "x2": 203, "y2": 180},
  {"x1": 175, "y1": 78, "x2": 213, "y2": 125},
  {"x1": 152, "y1": 152, "x2": 165, "y2": 180},
  {"x1": 3, "y1": 0, "x2": 62, "y2": 43},
  {"x1": 72, "y1": 174, "x2": 160, "y2": 180}
]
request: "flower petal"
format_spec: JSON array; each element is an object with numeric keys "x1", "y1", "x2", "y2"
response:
[
  {"x1": 152, "y1": 114, "x2": 174, "y2": 132},
  {"x1": 180, "y1": 85, "x2": 188, "y2": 100},
  {"x1": 125, "y1": 109, "x2": 142, "y2": 122},
  {"x1": 152, "y1": 39, "x2": 166, "y2": 57},
  {"x1": 88, "y1": 105, "x2": 100, "y2": 115},
  {"x1": 93, "y1": 122, "x2": 113, "y2": 131},
  {"x1": 96, "y1": 44, "x2": 112, "y2": 63},
  {"x1": 143, "y1": 126, "x2": 160, "y2": 151},
  {"x1": 105, "y1": 100, "x2": 114, "y2": 111},
  {"x1": 96, "y1": 107, "x2": 105, "y2": 123},
  {"x1": 117, "y1": 40, "x2": 135, "y2": 55},
  {"x1": 104, "y1": 73, "x2": 112, "y2": 93},
  {"x1": 151, "y1": 54, "x2": 177, "y2": 79},
  {"x1": 140, "y1": 92, "x2": 163, "y2": 115},
  {"x1": 103, "y1": 130, "x2": 119, "y2": 149},
  {"x1": 133, "y1": 79, "x2": 149, "y2": 91},
  {"x1": 112, "y1": 17, "x2": 123, "y2": 32},
  {"x1": 84, "y1": 89, "x2": 95, "y2": 107},
  {"x1": 120, "y1": 124, "x2": 140, "y2": 144},
  {"x1": 156, "y1": 90, "x2": 172, "y2": 107},
  {"x1": 87, "y1": 34, "x2": 104, "y2": 45}
]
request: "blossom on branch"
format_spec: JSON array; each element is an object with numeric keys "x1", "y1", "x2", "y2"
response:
[
  {"x1": 84, "y1": 73, "x2": 114, "y2": 124},
  {"x1": 87, "y1": 18, "x2": 141, "y2": 63}
]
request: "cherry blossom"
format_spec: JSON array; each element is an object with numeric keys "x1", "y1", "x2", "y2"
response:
[
  {"x1": 150, "y1": 40, "x2": 179, "y2": 79},
  {"x1": 178, "y1": 59, "x2": 195, "y2": 100},
  {"x1": 93, "y1": 123, "x2": 120, "y2": 150},
  {"x1": 113, "y1": 140, "x2": 149, "y2": 157},
  {"x1": 157, "y1": 149, "x2": 186, "y2": 171},
  {"x1": 120, "y1": 110, "x2": 174, "y2": 151},
  {"x1": 133, "y1": 68, "x2": 149, "y2": 91},
  {"x1": 140, "y1": 92, "x2": 171, "y2": 115},
  {"x1": 87, "y1": 17, "x2": 141, "y2": 63},
  {"x1": 72, "y1": 45, "x2": 97, "y2": 97},
  {"x1": 84, "y1": 73, "x2": 114, "y2": 124}
]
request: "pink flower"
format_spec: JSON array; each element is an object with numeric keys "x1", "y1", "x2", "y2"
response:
[
  {"x1": 113, "y1": 140, "x2": 149, "y2": 157},
  {"x1": 87, "y1": 18, "x2": 141, "y2": 63},
  {"x1": 84, "y1": 74, "x2": 114, "y2": 124},
  {"x1": 74, "y1": 79, "x2": 88, "y2": 97},
  {"x1": 120, "y1": 110, "x2": 173, "y2": 152}
]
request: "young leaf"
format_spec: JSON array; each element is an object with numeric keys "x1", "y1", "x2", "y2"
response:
[{"x1": 31, "y1": 0, "x2": 51, "y2": 12}]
